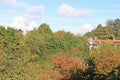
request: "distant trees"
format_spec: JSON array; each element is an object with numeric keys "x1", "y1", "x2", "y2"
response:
[
  {"x1": 84, "y1": 18, "x2": 120, "y2": 40},
  {"x1": 0, "y1": 18, "x2": 120, "y2": 79},
  {"x1": 38, "y1": 23, "x2": 53, "y2": 35},
  {"x1": 26, "y1": 24, "x2": 84, "y2": 55},
  {"x1": 106, "y1": 18, "x2": 120, "y2": 39},
  {"x1": 95, "y1": 24, "x2": 113, "y2": 40}
]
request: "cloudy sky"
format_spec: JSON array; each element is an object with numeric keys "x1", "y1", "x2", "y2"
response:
[{"x1": 0, "y1": 0, "x2": 120, "y2": 35}]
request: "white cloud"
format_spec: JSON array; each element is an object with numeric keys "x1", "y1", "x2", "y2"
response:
[
  {"x1": 72, "y1": 23, "x2": 94, "y2": 35},
  {"x1": 27, "y1": 21, "x2": 37, "y2": 31},
  {"x1": 6, "y1": 9, "x2": 15, "y2": 14},
  {"x1": 24, "y1": 14, "x2": 42, "y2": 21},
  {"x1": 58, "y1": 4, "x2": 91, "y2": 18},
  {"x1": 0, "y1": 1, "x2": 4, "y2": 6},
  {"x1": 27, "y1": 5, "x2": 44, "y2": 15},
  {"x1": 18, "y1": 3, "x2": 44, "y2": 20},
  {"x1": 25, "y1": 5, "x2": 44, "y2": 20},
  {"x1": 4, "y1": 0, "x2": 17, "y2": 6},
  {"x1": 3, "y1": 0, "x2": 44, "y2": 20},
  {"x1": 10, "y1": 16, "x2": 38, "y2": 32}
]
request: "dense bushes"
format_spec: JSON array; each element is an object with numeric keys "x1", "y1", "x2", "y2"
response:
[
  {"x1": 50, "y1": 56, "x2": 88, "y2": 80},
  {"x1": 48, "y1": 49, "x2": 120, "y2": 80},
  {"x1": 0, "y1": 21, "x2": 120, "y2": 80}
]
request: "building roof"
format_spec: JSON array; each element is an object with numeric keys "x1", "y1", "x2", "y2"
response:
[{"x1": 95, "y1": 40, "x2": 120, "y2": 43}]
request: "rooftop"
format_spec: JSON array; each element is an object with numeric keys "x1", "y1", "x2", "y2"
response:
[{"x1": 95, "y1": 40, "x2": 120, "y2": 43}]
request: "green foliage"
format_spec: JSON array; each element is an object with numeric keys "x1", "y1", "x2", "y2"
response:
[
  {"x1": 0, "y1": 26, "x2": 6, "y2": 38},
  {"x1": 84, "y1": 18, "x2": 120, "y2": 40},
  {"x1": 38, "y1": 23, "x2": 53, "y2": 35},
  {"x1": 0, "y1": 19, "x2": 120, "y2": 80}
]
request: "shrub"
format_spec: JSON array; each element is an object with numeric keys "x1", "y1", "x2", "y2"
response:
[
  {"x1": 49, "y1": 56, "x2": 88, "y2": 80},
  {"x1": 93, "y1": 50, "x2": 120, "y2": 79}
]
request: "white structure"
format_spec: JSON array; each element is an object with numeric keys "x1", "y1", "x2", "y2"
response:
[
  {"x1": 87, "y1": 37, "x2": 120, "y2": 50},
  {"x1": 87, "y1": 38, "x2": 98, "y2": 50}
]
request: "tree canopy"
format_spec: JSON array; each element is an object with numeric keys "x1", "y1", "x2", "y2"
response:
[
  {"x1": 84, "y1": 18, "x2": 120, "y2": 40},
  {"x1": 0, "y1": 18, "x2": 120, "y2": 80}
]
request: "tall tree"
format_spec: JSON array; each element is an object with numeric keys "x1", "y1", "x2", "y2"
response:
[
  {"x1": 95, "y1": 24, "x2": 113, "y2": 40},
  {"x1": 38, "y1": 23, "x2": 53, "y2": 35},
  {"x1": 95, "y1": 24, "x2": 103, "y2": 39},
  {"x1": 106, "y1": 18, "x2": 120, "y2": 39}
]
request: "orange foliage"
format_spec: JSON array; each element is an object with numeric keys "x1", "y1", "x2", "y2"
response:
[
  {"x1": 94, "y1": 51, "x2": 120, "y2": 75},
  {"x1": 49, "y1": 70, "x2": 65, "y2": 80},
  {"x1": 50, "y1": 56, "x2": 88, "y2": 79},
  {"x1": 51, "y1": 56, "x2": 87, "y2": 71},
  {"x1": 54, "y1": 30, "x2": 66, "y2": 37}
]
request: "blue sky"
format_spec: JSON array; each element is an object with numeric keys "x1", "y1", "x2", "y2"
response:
[{"x1": 0, "y1": 0, "x2": 120, "y2": 35}]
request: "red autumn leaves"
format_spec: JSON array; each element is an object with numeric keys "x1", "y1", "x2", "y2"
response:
[
  {"x1": 49, "y1": 56, "x2": 88, "y2": 79},
  {"x1": 94, "y1": 51, "x2": 120, "y2": 75},
  {"x1": 51, "y1": 56, "x2": 87, "y2": 71},
  {"x1": 48, "y1": 51, "x2": 120, "y2": 80}
]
